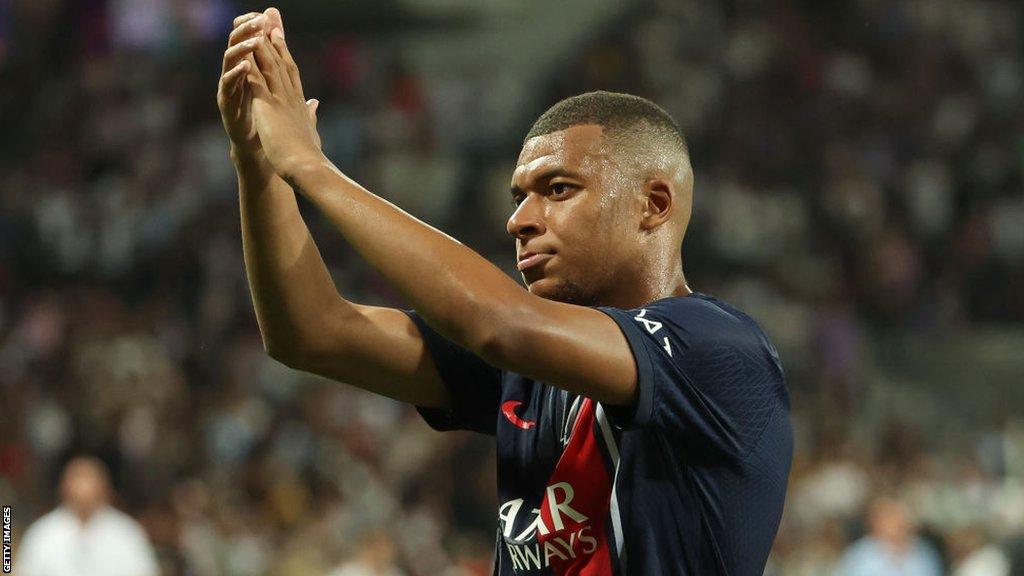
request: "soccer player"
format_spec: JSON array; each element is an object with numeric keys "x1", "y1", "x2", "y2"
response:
[{"x1": 217, "y1": 8, "x2": 793, "y2": 575}]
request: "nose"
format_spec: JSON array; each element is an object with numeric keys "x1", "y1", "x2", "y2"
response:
[{"x1": 507, "y1": 193, "x2": 546, "y2": 240}]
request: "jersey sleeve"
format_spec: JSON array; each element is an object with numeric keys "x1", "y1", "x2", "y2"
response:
[
  {"x1": 596, "y1": 296, "x2": 788, "y2": 462},
  {"x1": 403, "y1": 309, "x2": 503, "y2": 436}
]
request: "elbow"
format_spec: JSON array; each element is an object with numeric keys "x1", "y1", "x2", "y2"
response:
[
  {"x1": 266, "y1": 341, "x2": 324, "y2": 372},
  {"x1": 263, "y1": 322, "x2": 351, "y2": 372},
  {"x1": 263, "y1": 337, "x2": 300, "y2": 368},
  {"x1": 260, "y1": 302, "x2": 358, "y2": 371},
  {"x1": 261, "y1": 331, "x2": 315, "y2": 370}
]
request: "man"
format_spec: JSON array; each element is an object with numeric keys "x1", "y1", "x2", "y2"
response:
[
  {"x1": 15, "y1": 457, "x2": 160, "y2": 576},
  {"x1": 837, "y1": 497, "x2": 942, "y2": 576},
  {"x1": 217, "y1": 8, "x2": 792, "y2": 574}
]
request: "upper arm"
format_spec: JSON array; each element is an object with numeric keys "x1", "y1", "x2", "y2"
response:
[
  {"x1": 285, "y1": 303, "x2": 452, "y2": 408},
  {"x1": 480, "y1": 297, "x2": 639, "y2": 405}
]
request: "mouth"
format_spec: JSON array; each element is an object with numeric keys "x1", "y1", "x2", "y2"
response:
[{"x1": 517, "y1": 251, "x2": 553, "y2": 271}]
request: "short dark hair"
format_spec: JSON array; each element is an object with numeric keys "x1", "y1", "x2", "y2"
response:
[{"x1": 525, "y1": 91, "x2": 688, "y2": 157}]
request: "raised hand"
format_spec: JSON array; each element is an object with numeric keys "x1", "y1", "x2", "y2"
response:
[
  {"x1": 218, "y1": 9, "x2": 319, "y2": 166},
  {"x1": 247, "y1": 14, "x2": 324, "y2": 182},
  {"x1": 217, "y1": 12, "x2": 269, "y2": 160}
]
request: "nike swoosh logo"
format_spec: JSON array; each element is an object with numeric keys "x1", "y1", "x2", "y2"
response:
[{"x1": 501, "y1": 400, "x2": 536, "y2": 430}]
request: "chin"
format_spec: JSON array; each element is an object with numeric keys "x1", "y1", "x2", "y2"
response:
[
  {"x1": 526, "y1": 277, "x2": 559, "y2": 299},
  {"x1": 526, "y1": 276, "x2": 594, "y2": 305}
]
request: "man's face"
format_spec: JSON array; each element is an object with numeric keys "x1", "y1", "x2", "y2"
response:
[
  {"x1": 508, "y1": 124, "x2": 638, "y2": 305},
  {"x1": 60, "y1": 460, "x2": 110, "y2": 520}
]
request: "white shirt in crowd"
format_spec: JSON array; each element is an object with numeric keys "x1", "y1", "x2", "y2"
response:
[
  {"x1": 330, "y1": 560, "x2": 406, "y2": 576},
  {"x1": 16, "y1": 505, "x2": 159, "y2": 576},
  {"x1": 953, "y1": 544, "x2": 1011, "y2": 576}
]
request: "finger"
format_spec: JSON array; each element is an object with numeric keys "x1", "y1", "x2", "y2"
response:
[
  {"x1": 225, "y1": 59, "x2": 250, "y2": 97},
  {"x1": 239, "y1": 78, "x2": 252, "y2": 123},
  {"x1": 264, "y1": 7, "x2": 284, "y2": 36},
  {"x1": 227, "y1": 14, "x2": 265, "y2": 49},
  {"x1": 222, "y1": 37, "x2": 259, "y2": 74},
  {"x1": 246, "y1": 59, "x2": 271, "y2": 100},
  {"x1": 270, "y1": 28, "x2": 303, "y2": 99},
  {"x1": 264, "y1": 29, "x2": 295, "y2": 96},
  {"x1": 218, "y1": 60, "x2": 250, "y2": 108},
  {"x1": 232, "y1": 12, "x2": 262, "y2": 28},
  {"x1": 307, "y1": 99, "x2": 319, "y2": 122},
  {"x1": 252, "y1": 35, "x2": 287, "y2": 95},
  {"x1": 223, "y1": 17, "x2": 265, "y2": 73}
]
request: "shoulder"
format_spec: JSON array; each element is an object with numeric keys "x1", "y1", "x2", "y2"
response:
[
  {"x1": 19, "y1": 508, "x2": 74, "y2": 557},
  {"x1": 607, "y1": 292, "x2": 782, "y2": 372},
  {"x1": 23, "y1": 508, "x2": 71, "y2": 538},
  {"x1": 96, "y1": 507, "x2": 149, "y2": 539},
  {"x1": 596, "y1": 292, "x2": 791, "y2": 442},
  {"x1": 651, "y1": 293, "x2": 771, "y2": 344},
  {"x1": 607, "y1": 293, "x2": 763, "y2": 337}
]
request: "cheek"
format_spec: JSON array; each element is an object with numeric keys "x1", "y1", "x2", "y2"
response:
[{"x1": 558, "y1": 206, "x2": 619, "y2": 267}]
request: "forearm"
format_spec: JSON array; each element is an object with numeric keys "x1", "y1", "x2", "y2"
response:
[
  {"x1": 235, "y1": 152, "x2": 354, "y2": 360},
  {"x1": 286, "y1": 158, "x2": 530, "y2": 354}
]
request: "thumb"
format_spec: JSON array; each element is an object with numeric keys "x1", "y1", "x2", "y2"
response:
[{"x1": 307, "y1": 98, "x2": 319, "y2": 121}]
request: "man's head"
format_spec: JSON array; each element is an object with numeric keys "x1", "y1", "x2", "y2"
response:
[
  {"x1": 868, "y1": 497, "x2": 915, "y2": 552},
  {"x1": 59, "y1": 457, "x2": 112, "y2": 522},
  {"x1": 509, "y1": 91, "x2": 693, "y2": 306}
]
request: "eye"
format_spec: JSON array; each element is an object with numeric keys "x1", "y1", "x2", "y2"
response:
[
  {"x1": 511, "y1": 194, "x2": 525, "y2": 207},
  {"x1": 550, "y1": 182, "x2": 575, "y2": 197}
]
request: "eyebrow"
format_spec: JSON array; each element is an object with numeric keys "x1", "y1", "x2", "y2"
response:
[{"x1": 510, "y1": 167, "x2": 584, "y2": 196}]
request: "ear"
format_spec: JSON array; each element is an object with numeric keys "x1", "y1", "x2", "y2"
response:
[{"x1": 640, "y1": 178, "x2": 673, "y2": 230}]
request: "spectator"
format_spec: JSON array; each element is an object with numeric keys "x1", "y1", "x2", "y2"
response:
[
  {"x1": 15, "y1": 457, "x2": 160, "y2": 576},
  {"x1": 947, "y1": 525, "x2": 1010, "y2": 576},
  {"x1": 837, "y1": 497, "x2": 942, "y2": 576}
]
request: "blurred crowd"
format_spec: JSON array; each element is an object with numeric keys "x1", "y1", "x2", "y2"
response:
[{"x1": 1, "y1": 0, "x2": 1023, "y2": 575}]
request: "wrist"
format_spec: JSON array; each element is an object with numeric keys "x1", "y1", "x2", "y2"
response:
[
  {"x1": 279, "y1": 151, "x2": 329, "y2": 189},
  {"x1": 230, "y1": 145, "x2": 265, "y2": 168},
  {"x1": 230, "y1": 147, "x2": 282, "y2": 193}
]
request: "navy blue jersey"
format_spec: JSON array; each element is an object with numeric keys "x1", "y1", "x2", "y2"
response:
[{"x1": 405, "y1": 292, "x2": 792, "y2": 576}]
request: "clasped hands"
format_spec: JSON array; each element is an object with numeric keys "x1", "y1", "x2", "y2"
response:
[{"x1": 217, "y1": 8, "x2": 323, "y2": 183}]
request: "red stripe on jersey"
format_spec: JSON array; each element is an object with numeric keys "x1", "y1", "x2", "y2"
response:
[{"x1": 537, "y1": 398, "x2": 615, "y2": 575}]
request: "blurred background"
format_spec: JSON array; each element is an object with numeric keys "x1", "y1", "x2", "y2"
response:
[{"x1": 1, "y1": 0, "x2": 1023, "y2": 574}]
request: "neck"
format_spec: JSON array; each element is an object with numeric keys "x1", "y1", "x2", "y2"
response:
[
  {"x1": 600, "y1": 254, "x2": 691, "y2": 309},
  {"x1": 69, "y1": 504, "x2": 104, "y2": 524}
]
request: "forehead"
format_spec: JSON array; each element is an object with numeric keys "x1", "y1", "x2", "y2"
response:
[{"x1": 513, "y1": 124, "x2": 608, "y2": 182}]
